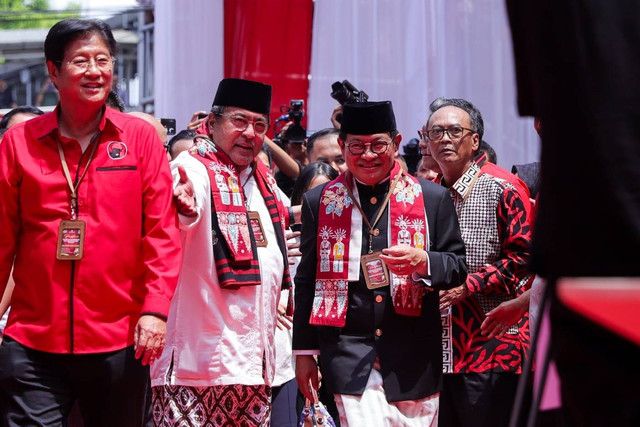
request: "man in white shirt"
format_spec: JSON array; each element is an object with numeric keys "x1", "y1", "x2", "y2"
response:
[{"x1": 151, "y1": 78, "x2": 296, "y2": 426}]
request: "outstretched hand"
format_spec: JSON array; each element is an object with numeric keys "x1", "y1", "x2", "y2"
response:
[{"x1": 173, "y1": 165, "x2": 197, "y2": 217}]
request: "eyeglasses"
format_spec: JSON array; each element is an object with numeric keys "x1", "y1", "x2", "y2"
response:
[
  {"x1": 217, "y1": 113, "x2": 269, "y2": 135},
  {"x1": 59, "y1": 57, "x2": 116, "y2": 72},
  {"x1": 419, "y1": 126, "x2": 475, "y2": 141},
  {"x1": 346, "y1": 141, "x2": 391, "y2": 155}
]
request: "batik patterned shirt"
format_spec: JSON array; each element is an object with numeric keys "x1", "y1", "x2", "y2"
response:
[{"x1": 441, "y1": 163, "x2": 532, "y2": 374}]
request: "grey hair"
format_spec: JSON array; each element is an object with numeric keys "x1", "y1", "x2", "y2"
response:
[
  {"x1": 427, "y1": 97, "x2": 484, "y2": 139},
  {"x1": 211, "y1": 105, "x2": 226, "y2": 115},
  {"x1": 210, "y1": 105, "x2": 269, "y2": 122}
]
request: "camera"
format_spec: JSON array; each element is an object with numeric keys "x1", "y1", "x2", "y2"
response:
[
  {"x1": 274, "y1": 99, "x2": 306, "y2": 144},
  {"x1": 160, "y1": 118, "x2": 176, "y2": 135},
  {"x1": 330, "y1": 80, "x2": 369, "y2": 105}
]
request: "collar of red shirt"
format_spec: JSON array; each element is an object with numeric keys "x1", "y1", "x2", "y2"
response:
[{"x1": 35, "y1": 105, "x2": 125, "y2": 142}]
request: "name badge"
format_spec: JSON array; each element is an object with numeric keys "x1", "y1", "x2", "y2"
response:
[
  {"x1": 56, "y1": 220, "x2": 86, "y2": 260},
  {"x1": 248, "y1": 211, "x2": 268, "y2": 247},
  {"x1": 361, "y1": 251, "x2": 390, "y2": 289}
]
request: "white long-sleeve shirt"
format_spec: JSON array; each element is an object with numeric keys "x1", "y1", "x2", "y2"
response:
[{"x1": 151, "y1": 152, "x2": 285, "y2": 387}]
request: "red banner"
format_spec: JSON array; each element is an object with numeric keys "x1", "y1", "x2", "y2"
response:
[{"x1": 224, "y1": 0, "x2": 313, "y2": 137}]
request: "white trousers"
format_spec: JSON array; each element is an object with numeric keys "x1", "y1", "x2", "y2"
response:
[{"x1": 334, "y1": 367, "x2": 439, "y2": 427}]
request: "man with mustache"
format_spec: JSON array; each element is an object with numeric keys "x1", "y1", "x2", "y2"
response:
[{"x1": 151, "y1": 78, "x2": 296, "y2": 426}]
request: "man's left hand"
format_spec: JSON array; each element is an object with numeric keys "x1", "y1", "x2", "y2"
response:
[
  {"x1": 480, "y1": 294, "x2": 529, "y2": 338},
  {"x1": 380, "y1": 245, "x2": 428, "y2": 276},
  {"x1": 134, "y1": 315, "x2": 166, "y2": 366}
]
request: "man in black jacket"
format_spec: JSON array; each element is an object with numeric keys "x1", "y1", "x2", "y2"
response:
[{"x1": 293, "y1": 101, "x2": 467, "y2": 426}]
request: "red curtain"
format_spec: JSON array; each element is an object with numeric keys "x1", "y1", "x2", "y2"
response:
[{"x1": 224, "y1": 0, "x2": 314, "y2": 136}]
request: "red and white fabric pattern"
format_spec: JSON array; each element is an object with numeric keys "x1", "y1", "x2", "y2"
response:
[
  {"x1": 151, "y1": 384, "x2": 271, "y2": 426},
  {"x1": 311, "y1": 162, "x2": 429, "y2": 327}
]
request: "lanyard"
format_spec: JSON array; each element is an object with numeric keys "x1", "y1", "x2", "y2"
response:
[
  {"x1": 241, "y1": 163, "x2": 258, "y2": 210},
  {"x1": 56, "y1": 133, "x2": 100, "y2": 220},
  {"x1": 344, "y1": 171, "x2": 402, "y2": 253}
]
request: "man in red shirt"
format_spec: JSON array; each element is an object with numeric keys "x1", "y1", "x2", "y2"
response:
[{"x1": 0, "y1": 18, "x2": 181, "y2": 426}]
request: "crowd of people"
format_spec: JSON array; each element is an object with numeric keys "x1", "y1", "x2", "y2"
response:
[{"x1": 0, "y1": 14, "x2": 637, "y2": 427}]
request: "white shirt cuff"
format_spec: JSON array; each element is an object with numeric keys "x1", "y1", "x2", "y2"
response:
[
  {"x1": 293, "y1": 349, "x2": 321, "y2": 356},
  {"x1": 412, "y1": 272, "x2": 433, "y2": 288}
]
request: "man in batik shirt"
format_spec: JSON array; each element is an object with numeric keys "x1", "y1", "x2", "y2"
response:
[{"x1": 421, "y1": 97, "x2": 532, "y2": 427}]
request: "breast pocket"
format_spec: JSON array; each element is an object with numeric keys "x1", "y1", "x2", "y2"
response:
[
  {"x1": 96, "y1": 166, "x2": 138, "y2": 172},
  {"x1": 95, "y1": 165, "x2": 139, "y2": 188}
]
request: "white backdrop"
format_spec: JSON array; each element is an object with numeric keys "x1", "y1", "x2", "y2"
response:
[
  {"x1": 154, "y1": 0, "x2": 539, "y2": 168},
  {"x1": 154, "y1": 0, "x2": 224, "y2": 132}
]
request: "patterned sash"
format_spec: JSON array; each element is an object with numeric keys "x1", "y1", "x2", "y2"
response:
[
  {"x1": 311, "y1": 161, "x2": 429, "y2": 327},
  {"x1": 191, "y1": 148, "x2": 291, "y2": 290}
]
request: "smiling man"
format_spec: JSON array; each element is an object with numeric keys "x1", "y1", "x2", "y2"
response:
[
  {"x1": 151, "y1": 78, "x2": 296, "y2": 426},
  {"x1": 0, "y1": 19, "x2": 181, "y2": 426},
  {"x1": 293, "y1": 101, "x2": 467, "y2": 426},
  {"x1": 423, "y1": 98, "x2": 532, "y2": 427}
]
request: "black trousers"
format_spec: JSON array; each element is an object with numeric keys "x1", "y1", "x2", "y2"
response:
[
  {"x1": 0, "y1": 337, "x2": 152, "y2": 427},
  {"x1": 439, "y1": 372, "x2": 520, "y2": 427}
]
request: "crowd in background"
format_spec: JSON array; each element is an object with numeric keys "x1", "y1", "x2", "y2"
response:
[{"x1": 1, "y1": 9, "x2": 638, "y2": 427}]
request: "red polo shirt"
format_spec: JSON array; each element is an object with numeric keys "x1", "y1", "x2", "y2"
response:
[{"x1": 0, "y1": 107, "x2": 181, "y2": 354}]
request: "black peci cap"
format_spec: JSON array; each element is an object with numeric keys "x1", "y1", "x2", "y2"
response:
[
  {"x1": 211, "y1": 78, "x2": 272, "y2": 115},
  {"x1": 340, "y1": 101, "x2": 397, "y2": 135}
]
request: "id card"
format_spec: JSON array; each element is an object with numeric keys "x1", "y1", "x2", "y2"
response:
[
  {"x1": 247, "y1": 211, "x2": 268, "y2": 247},
  {"x1": 56, "y1": 220, "x2": 86, "y2": 260},
  {"x1": 361, "y1": 251, "x2": 390, "y2": 289}
]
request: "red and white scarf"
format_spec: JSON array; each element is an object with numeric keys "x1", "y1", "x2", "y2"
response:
[
  {"x1": 191, "y1": 147, "x2": 291, "y2": 290},
  {"x1": 311, "y1": 161, "x2": 429, "y2": 327}
]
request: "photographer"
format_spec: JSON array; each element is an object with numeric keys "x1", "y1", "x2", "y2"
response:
[{"x1": 274, "y1": 100, "x2": 308, "y2": 197}]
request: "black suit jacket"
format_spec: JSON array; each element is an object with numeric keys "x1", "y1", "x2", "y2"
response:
[{"x1": 293, "y1": 177, "x2": 467, "y2": 402}]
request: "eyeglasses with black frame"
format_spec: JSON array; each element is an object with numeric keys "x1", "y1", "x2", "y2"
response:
[
  {"x1": 216, "y1": 113, "x2": 269, "y2": 135},
  {"x1": 419, "y1": 126, "x2": 475, "y2": 141},
  {"x1": 345, "y1": 140, "x2": 391, "y2": 155}
]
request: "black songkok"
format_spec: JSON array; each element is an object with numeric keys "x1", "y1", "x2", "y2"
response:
[
  {"x1": 340, "y1": 101, "x2": 397, "y2": 135},
  {"x1": 212, "y1": 78, "x2": 272, "y2": 115}
]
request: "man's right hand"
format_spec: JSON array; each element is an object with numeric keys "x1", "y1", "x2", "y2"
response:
[
  {"x1": 295, "y1": 354, "x2": 320, "y2": 401},
  {"x1": 174, "y1": 165, "x2": 197, "y2": 217},
  {"x1": 187, "y1": 110, "x2": 208, "y2": 130}
]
